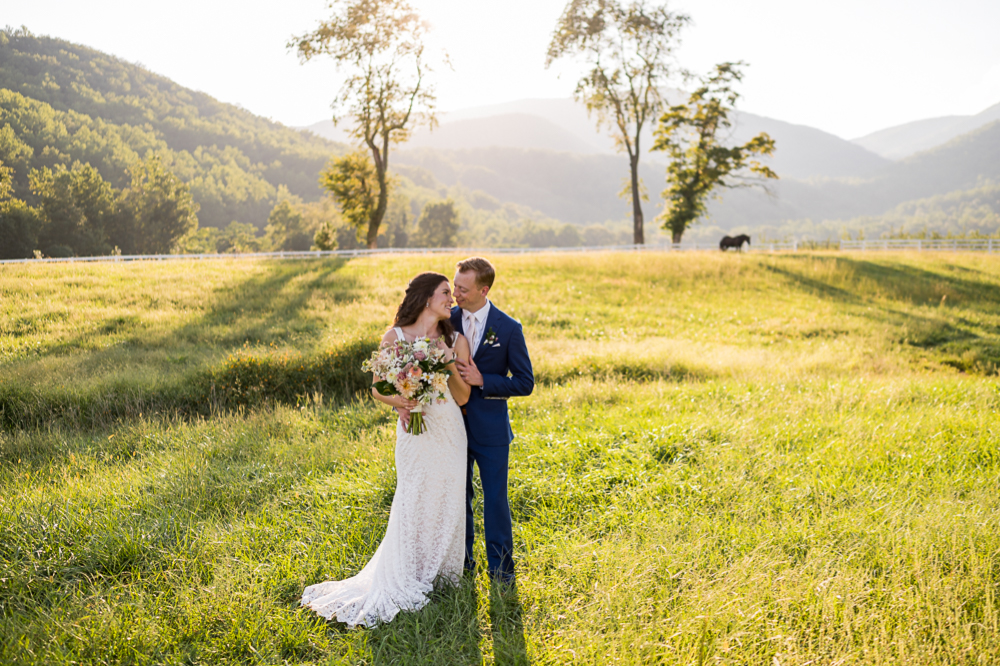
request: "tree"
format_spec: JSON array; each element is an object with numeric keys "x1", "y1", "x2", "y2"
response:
[
  {"x1": 217, "y1": 221, "x2": 261, "y2": 253},
  {"x1": 312, "y1": 222, "x2": 338, "y2": 251},
  {"x1": 175, "y1": 226, "x2": 224, "y2": 255},
  {"x1": 0, "y1": 197, "x2": 40, "y2": 259},
  {"x1": 0, "y1": 124, "x2": 33, "y2": 194},
  {"x1": 30, "y1": 162, "x2": 119, "y2": 257},
  {"x1": 0, "y1": 159, "x2": 12, "y2": 200},
  {"x1": 264, "y1": 199, "x2": 311, "y2": 251},
  {"x1": 651, "y1": 62, "x2": 778, "y2": 243},
  {"x1": 547, "y1": 0, "x2": 689, "y2": 245},
  {"x1": 380, "y1": 186, "x2": 412, "y2": 248},
  {"x1": 291, "y1": 0, "x2": 440, "y2": 249},
  {"x1": 122, "y1": 154, "x2": 199, "y2": 254},
  {"x1": 319, "y1": 150, "x2": 381, "y2": 244},
  {"x1": 0, "y1": 159, "x2": 41, "y2": 259},
  {"x1": 411, "y1": 199, "x2": 459, "y2": 248}
]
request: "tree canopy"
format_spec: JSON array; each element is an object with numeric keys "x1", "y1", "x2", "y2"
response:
[
  {"x1": 291, "y1": 0, "x2": 441, "y2": 248},
  {"x1": 319, "y1": 150, "x2": 382, "y2": 244},
  {"x1": 652, "y1": 62, "x2": 777, "y2": 243},
  {"x1": 547, "y1": 0, "x2": 689, "y2": 245},
  {"x1": 412, "y1": 199, "x2": 459, "y2": 248},
  {"x1": 123, "y1": 155, "x2": 200, "y2": 254}
]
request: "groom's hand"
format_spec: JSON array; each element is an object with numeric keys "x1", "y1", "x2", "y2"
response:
[{"x1": 456, "y1": 357, "x2": 483, "y2": 387}]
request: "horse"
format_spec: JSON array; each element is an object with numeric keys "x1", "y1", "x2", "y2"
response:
[{"x1": 720, "y1": 234, "x2": 750, "y2": 251}]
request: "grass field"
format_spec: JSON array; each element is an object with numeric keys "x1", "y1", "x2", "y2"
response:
[{"x1": 1, "y1": 251, "x2": 999, "y2": 665}]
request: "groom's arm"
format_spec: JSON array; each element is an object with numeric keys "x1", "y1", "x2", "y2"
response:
[{"x1": 481, "y1": 324, "x2": 534, "y2": 399}]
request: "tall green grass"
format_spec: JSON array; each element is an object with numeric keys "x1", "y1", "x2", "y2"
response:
[{"x1": 1, "y1": 251, "x2": 998, "y2": 664}]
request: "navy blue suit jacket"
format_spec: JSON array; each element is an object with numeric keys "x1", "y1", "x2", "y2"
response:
[{"x1": 451, "y1": 304, "x2": 534, "y2": 447}]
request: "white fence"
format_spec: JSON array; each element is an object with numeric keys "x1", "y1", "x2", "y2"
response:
[
  {"x1": 840, "y1": 239, "x2": 999, "y2": 252},
  {"x1": 1, "y1": 238, "x2": 996, "y2": 265},
  {"x1": 0, "y1": 241, "x2": 801, "y2": 265}
]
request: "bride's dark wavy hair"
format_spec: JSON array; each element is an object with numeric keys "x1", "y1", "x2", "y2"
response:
[{"x1": 393, "y1": 272, "x2": 456, "y2": 345}]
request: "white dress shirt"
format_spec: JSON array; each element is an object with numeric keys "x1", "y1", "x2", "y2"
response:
[{"x1": 462, "y1": 299, "x2": 491, "y2": 357}]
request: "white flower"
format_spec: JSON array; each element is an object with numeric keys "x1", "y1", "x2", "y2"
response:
[{"x1": 430, "y1": 373, "x2": 449, "y2": 394}]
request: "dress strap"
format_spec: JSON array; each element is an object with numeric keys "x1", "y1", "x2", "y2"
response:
[{"x1": 393, "y1": 326, "x2": 405, "y2": 342}]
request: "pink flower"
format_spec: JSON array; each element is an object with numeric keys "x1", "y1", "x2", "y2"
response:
[
  {"x1": 402, "y1": 362, "x2": 413, "y2": 375},
  {"x1": 414, "y1": 351, "x2": 427, "y2": 361}
]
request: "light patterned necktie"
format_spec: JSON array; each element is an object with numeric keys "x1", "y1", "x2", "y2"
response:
[{"x1": 465, "y1": 314, "x2": 477, "y2": 356}]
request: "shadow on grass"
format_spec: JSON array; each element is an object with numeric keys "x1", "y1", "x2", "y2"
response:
[
  {"x1": 358, "y1": 577, "x2": 529, "y2": 665},
  {"x1": 488, "y1": 581, "x2": 529, "y2": 666},
  {"x1": 0, "y1": 260, "x2": 381, "y2": 430},
  {"x1": 536, "y1": 358, "x2": 716, "y2": 385},
  {"x1": 835, "y1": 256, "x2": 1000, "y2": 309},
  {"x1": 766, "y1": 256, "x2": 1000, "y2": 374},
  {"x1": 30, "y1": 259, "x2": 358, "y2": 362},
  {"x1": 0, "y1": 337, "x2": 378, "y2": 430},
  {"x1": 768, "y1": 255, "x2": 1000, "y2": 310},
  {"x1": 166, "y1": 258, "x2": 360, "y2": 348},
  {"x1": 761, "y1": 262, "x2": 863, "y2": 305},
  {"x1": 363, "y1": 577, "x2": 486, "y2": 665}
]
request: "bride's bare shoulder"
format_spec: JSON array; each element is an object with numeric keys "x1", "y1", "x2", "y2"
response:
[
  {"x1": 453, "y1": 333, "x2": 470, "y2": 355},
  {"x1": 380, "y1": 328, "x2": 399, "y2": 345}
]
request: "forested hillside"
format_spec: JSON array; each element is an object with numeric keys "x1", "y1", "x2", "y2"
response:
[
  {"x1": 0, "y1": 29, "x2": 615, "y2": 258},
  {"x1": 0, "y1": 29, "x2": 340, "y2": 230},
  {"x1": 853, "y1": 101, "x2": 1000, "y2": 159},
  {"x1": 757, "y1": 119, "x2": 1000, "y2": 228}
]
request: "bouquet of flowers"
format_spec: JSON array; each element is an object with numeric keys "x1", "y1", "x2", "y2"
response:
[{"x1": 362, "y1": 336, "x2": 453, "y2": 434}]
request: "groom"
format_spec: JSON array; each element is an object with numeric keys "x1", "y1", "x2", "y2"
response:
[{"x1": 450, "y1": 257, "x2": 534, "y2": 584}]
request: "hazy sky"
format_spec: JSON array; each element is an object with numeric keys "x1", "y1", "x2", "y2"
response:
[{"x1": 7, "y1": 0, "x2": 1000, "y2": 139}]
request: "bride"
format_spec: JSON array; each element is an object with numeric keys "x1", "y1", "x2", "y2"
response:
[{"x1": 301, "y1": 272, "x2": 472, "y2": 627}]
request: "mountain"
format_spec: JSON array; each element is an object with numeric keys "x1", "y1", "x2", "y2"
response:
[
  {"x1": 387, "y1": 115, "x2": 1000, "y2": 238},
  {"x1": 731, "y1": 112, "x2": 890, "y2": 179},
  {"x1": 307, "y1": 111, "x2": 606, "y2": 154},
  {"x1": 0, "y1": 29, "x2": 343, "y2": 228},
  {"x1": 408, "y1": 114, "x2": 605, "y2": 154},
  {"x1": 703, "y1": 117, "x2": 1000, "y2": 236},
  {"x1": 852, "y1": 102, "x2": 1000, "y2": 160},
  {"x1": 310, "y1": 96, "x2": 891, "y2": 181},
  {"x1": 393, "y1": 147, "x2": 661, "y2": 225}
]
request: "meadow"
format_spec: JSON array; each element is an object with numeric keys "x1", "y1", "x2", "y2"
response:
[{"x1": 1, "y1": 251, "x2": 998, "y2": 665}]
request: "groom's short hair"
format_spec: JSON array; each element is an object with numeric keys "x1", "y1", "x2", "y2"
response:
[{"x1": 456, "y1": 257, "x2": 495, "y2": 289}]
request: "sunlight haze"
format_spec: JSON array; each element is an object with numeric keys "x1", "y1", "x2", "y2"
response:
[{"x1": 6, "y1": 0, "x2": 1000, "y2": 138}]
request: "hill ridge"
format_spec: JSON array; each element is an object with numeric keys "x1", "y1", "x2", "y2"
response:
[{"x1": 0, "y1": 28, "x2": 344, "y2": 228}]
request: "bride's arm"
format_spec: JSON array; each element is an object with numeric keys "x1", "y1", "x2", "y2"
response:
[
  {"x1": 447, "y1": 334, "x2": 472, "y2": 406},
  {"x1": 371, "y1": 330, "x2": 419, "y2": 412}
]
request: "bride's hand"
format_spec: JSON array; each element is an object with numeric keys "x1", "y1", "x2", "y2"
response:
[
  {"x1": 395, "y1": 397, "x2": 418, "y2": 410},
  {"x1": 394, "y1": 397, "x2": 417, "y2": 428}
]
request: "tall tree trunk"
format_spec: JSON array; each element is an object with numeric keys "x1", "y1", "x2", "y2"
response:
[
  {"x1": 367, "y1": 138, "x2": 390, "y2": 250},
  {"x1": 367, "y1": 178, "x2": 387, "y2": 249},
  {"x1": 629, "y1": 153, "x2": 644, "y2": 245},
  {"x1": 672, "y1": 229, "x2": 683, "y2": 244}
]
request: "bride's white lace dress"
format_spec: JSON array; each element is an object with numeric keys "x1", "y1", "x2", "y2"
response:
[{"x1": 301, "y1": 328, "x2": 468, "y2": 628}]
